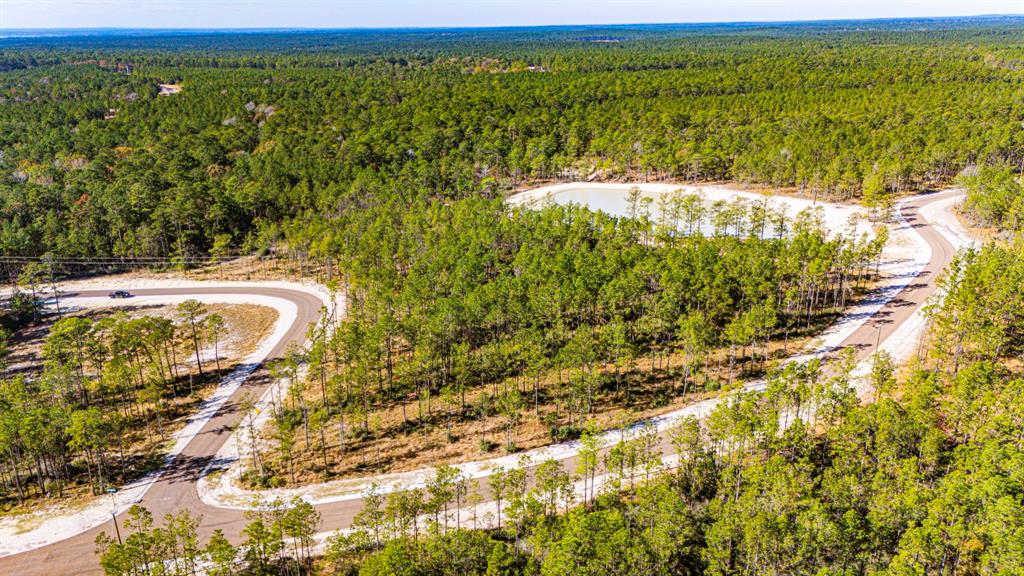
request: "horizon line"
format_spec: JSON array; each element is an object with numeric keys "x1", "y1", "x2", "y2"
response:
[{"x1": 4, "y1": 13, "x2": 1024, "y2": 34}]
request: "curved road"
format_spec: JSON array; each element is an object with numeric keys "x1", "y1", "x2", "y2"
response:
[{"x1": 0, "y1": 191, "x2": 960, "y2": 575}]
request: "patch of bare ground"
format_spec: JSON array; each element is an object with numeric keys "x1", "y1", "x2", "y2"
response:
[
  {"x1": 195, "y1": 255, "x2": 328, "y2": 283},
  {"x1": 505, "y1": 178, "x2": 870, "y2": 206},
  {"x1": 52, "y1": 254, "x2": 327, "y2": 285},
  {"x1": 953, "y1": 209, "x2": 1002, "y2": 244},
  {"x1": 251, "y1": 314, "x2": 836, "y2": 488},
  {"x1": 0, "y1": 303, "x2": 277, "y2": 516},
  {"x1": 2, "y1": 303, "x2": 275, "y2": 378},
  {"x1": 157, "y1": 83, "x2": 182, "y2": 95},
  {"x1": 203, "y1": 303, "x2": 279, "y2": 360}
]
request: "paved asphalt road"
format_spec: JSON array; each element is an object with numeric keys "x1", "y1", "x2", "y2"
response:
[{"x1": 0, "y1": 191, "x2": 959, "y2": 575}]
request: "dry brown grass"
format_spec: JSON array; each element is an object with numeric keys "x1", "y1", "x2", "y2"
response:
[
  {"x1": 0, "y1": 303, "x2": 277, "y2": 516},
  {"x1": 257, "y1": 327, "x2": 822, "y2": 487},
  {"x1": 49, "y1": 254, "x2": 325, "y2": 285},
  {"x1": 206, "y1": 303, "x2": 278, "y2": 359},
  {"x1": 177, "y1": 255, "x2": 324, "y2": 283}
]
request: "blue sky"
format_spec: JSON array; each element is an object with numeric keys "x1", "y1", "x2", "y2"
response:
[{"x1": 2, "y1": 0, "x2": 1021, "y2": 29}]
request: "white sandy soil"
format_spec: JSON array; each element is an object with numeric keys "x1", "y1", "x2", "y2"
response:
[
  {"x1": 508, "y1": 182, "x2": 875, "y2": 239},
  {"x1": 2, "y1": 188, "x2": 972, "y2": 554},
  {"x1": 0, "y1": 280, "x2": 335, "y2": 557},
  {"x1": 198, "y1": 188, "x2": 965, "y2": 509}
]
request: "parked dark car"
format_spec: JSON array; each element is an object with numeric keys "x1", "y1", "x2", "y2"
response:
[{"x1": 108, "y1": 290, "x2": 132, "y2": 299}]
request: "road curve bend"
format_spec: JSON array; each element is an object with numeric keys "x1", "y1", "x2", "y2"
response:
[
  {"x1": 0, "y1": 191, "x2": 962, "y2": 575},
  {"x1": 0, "y1": 287, "x2": 324, "y2": 574}
]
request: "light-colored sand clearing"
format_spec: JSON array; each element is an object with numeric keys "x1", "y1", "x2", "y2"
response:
[
  {"x1": 0, "y1": 281, "x2": 333, "y2": 557},
  {"x1": 508, "y1": 182, "x2": 874, "y2": 239},
  {"x1": 195, "y1": 189, "x2": 962, "y2": 509},
  {"x1": 158, "y1": 83, "x2": 182, "y2": 95}
]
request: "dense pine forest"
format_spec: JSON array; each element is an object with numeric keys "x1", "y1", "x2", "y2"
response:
[
  {"x1": 93, "y1": 241, "x2": 1024, "y2": 576},
  {"x1": 2, "y1": 18, "x2": 1024, "y2": 259},
  {"x1": 4, "y1": 16, "x2": 1024, "y2": 576},
  {"x1": 252, "y1": 195, "x2": 883, "y2": 486}
]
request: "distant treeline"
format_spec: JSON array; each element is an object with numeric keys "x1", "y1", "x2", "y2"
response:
[{"x1": 2, "y1": 18, "x2": 1024, "y2": 261}]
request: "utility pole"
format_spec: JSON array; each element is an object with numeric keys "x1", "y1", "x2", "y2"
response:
[
  {"x1": 106, "y1": 488, "x2": 122, "y2": 545},
  {"x1": 44, "y1": 254, "x2": 62, "y2": 318}
]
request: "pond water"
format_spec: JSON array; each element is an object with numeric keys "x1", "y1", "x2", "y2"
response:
[{"x1": 524, "y1": 185, "x2": 788, "y2": 238}]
